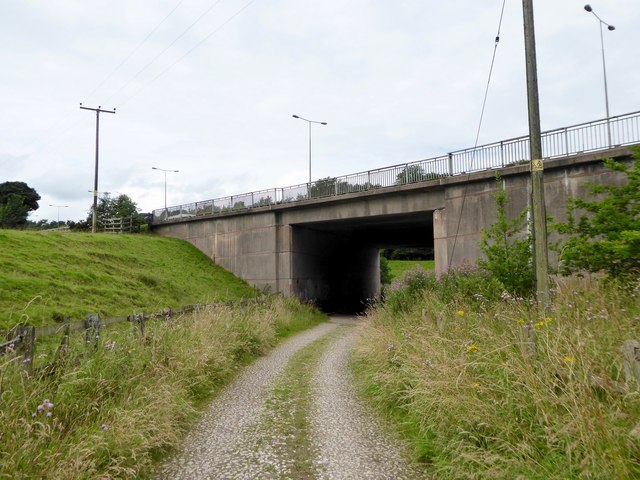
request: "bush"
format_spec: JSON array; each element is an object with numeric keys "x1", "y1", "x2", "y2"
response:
[
  {"x1": 477, "y1": 175, "x2": 534, "y2": 297},
  {"x1": 553, "y1": 147, "x2": 640, "y2": 285}
]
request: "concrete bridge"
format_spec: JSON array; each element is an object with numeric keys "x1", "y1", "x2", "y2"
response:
[{"x1": 151, "y1": 112, "x2": 639, "y2": 311}]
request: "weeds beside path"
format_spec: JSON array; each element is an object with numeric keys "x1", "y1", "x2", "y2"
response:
[{"x1": 155, "y1": 316, "x2": 426, "y2": 479}]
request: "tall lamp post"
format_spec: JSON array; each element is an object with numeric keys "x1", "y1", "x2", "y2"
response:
[
  {"x1": 584, "y1": 4, "x2": 615, "y2": 146},
  {"x1": 152, "y1": 167, "x2": 179, "y2": 209},
  {"x1": 292, "y1": 114, "x2": 327, "y2": 184},
  {"x1": 49, "y1": 204, "x2": 68, "y2": 225}
]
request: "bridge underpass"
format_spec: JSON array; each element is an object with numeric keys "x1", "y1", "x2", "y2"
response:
[{"x1": 289, "y1": 211, "x2": 434, "y2": 312}]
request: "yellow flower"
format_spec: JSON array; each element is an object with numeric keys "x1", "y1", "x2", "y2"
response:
[
  {"x1": 533, "y1": 321, "x2": 545, "y2": 329},
  {"x1": 544, "y1": 317, "x2": 553, "y2": 324},
  {"x1": 516, "y1": 318, "x2": 525, "y2": 325},
  {"x1": 563, "y1": 355, "x2": 575, "y2": 364},
  {"x1": 456, "y1": 310, "x2": 465, "y2": 317},
  {"x1": 466, "y1": 344, "x2": 479, "y2": 353},
  {"x1": 473, "y1": 382, "x2": 481, "y2": 388}
]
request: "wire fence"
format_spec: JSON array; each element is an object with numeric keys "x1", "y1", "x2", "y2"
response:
[{"x1": 153, "y1": 110, "x2": 640, "y2": 224}]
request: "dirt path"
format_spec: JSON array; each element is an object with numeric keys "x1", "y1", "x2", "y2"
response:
[{"x1": 155, "y1": 317, "x2": 426, "y2": 479}]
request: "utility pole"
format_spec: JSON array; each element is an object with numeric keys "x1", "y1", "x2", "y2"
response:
[
  {"x1": 522, "y1": 0, "x2": 549, "y2": 306},
  {"x1": 80, "y1": 103, "x2": 116, "y2": 233}
]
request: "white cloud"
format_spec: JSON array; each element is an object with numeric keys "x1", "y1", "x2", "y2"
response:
[{"x1": 1, "y1": 0, "x2": 639, "y2": 222}]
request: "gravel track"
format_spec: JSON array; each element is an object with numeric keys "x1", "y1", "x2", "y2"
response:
[
  {"x1": 310, "y1": 326, "x2": 426, "y2": 479},
  {"x1": 155, "y1": 322, "x2": 338, "y2": 479},
  {"x1": 155, "y1": 317, "x2": 426, "y2": 479}
]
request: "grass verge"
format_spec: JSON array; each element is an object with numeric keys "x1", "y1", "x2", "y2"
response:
[
  {"x1": 0, "y1": 296, "x2": 326, "y2": 479},
  {"x1": 387, "y1": 260, "x2": 435, "y2": 280},
  {"x1": 0, "y1": 230, "x2": 256, "y2": 330},
  {"x1": 352, "y1": 277, "x2": 640, "y2": 479}
]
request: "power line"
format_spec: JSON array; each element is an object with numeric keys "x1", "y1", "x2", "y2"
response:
[
  {"x1": 447, "y1": 0, "x2": 507, "y2": 271},
  {"x1": 84, "y1": 0, "x2": 187, "y2": 103},
  {"x1": 119, "y1": 0, "x2": 258, "y2": 107},
  {"x1": 104, "y1": 0, "x2": 227, "y2": 105}
]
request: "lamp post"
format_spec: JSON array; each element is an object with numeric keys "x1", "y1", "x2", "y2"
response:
[
  {"x1": 292, "y1": 115, "x2": 327, "y2": 184},
  {"x1": 584, "y1": 4, "x2": 615, "y2": 146},
  {"x1": 152, "y1": 167, "x2": 179, "y2": 209},
  {"x1": 49, "y1": 204, "x2": 68, "y2": 225}
]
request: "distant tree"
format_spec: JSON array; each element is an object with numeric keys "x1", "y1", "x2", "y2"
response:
[
  {"x1": 0, "y1": 181, "x2": 40, "y2": 211},
  {"x1": 395, "y1": 165, "x2": 446, "y2": 185},
  {"x1": 0, "y1": 182, "x2": 40, "y2": 228},
  {"x1": 88, "y1": 193, "x2": 142, "y2": 229},
  {"x1": 0, "y1": 194, "x2": 30, "y2": 228}
]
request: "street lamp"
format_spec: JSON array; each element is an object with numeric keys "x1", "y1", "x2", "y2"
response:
[
  {"x1": 152, "y1": 167, "x2": 179, "y2": 209},
  {"x1": 292, "y1": 114, "x2": 327, "y2": 184},
  {"x1": 584, "y1": 4, "x2": 615, "y2": 145},
  {"x1": 49, "y1": 204, "x2": 68, "y2": 224}
]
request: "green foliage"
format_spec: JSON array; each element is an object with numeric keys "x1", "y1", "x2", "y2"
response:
[
  {"x1": 0, "y1": 297, "x2": 326, "y2": 479},
  {"x1": 387, "y1": 260, "x2": 435, "y2": 281},
  {"x1": 478, "y1": 175, "x2": 534, "y2": 297},
  {"x1": 89, "y1": 193, "x2": 143, "y2": 229},
  {"x1": 379, "y1": 252, "x2": 392, "y2": 286},
  {"x1": 384, "y1": 262, "x2": 503, "y2": 314},
  {"x1": 395, "y1": 165, "x2": 445, "y2": 185},
  {"x1": 0, "y1": 181, "x2": 40, "y2": 211},
  {"x1": 553, "y1": 148, "x2": 640, "y2": 283},
  {"x1": 353, "y1": 279, "x2": 640, "y2": 478},
  {"x1": 0, "y1": 230, "x2": 256, "y2": 330},
  {"x1": 0, "y1": 182, "x2": 40, "y2": 228},
  {"x1": 0, "y1": 194, "x2": 30, "y2": 228}
]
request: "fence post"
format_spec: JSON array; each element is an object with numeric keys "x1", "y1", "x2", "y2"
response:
[
  {"x1": 622, "y1": 340, "x2": 640, "y2": 384},
  {"x1": 129, "y1": 313, "x2": 145, "y2": 338},
  {"x1": 14, "y1": 325, "x2": 35, "y2": 373},
  {"x1": 448, "y1": 153, "x2": 454, "y2": 176},
  {"x1": 85, "y1": 314, "x2": 101, "y2": 349}
]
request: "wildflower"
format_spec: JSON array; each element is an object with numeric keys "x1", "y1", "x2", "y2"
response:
[
  {"x1": 563, "y1": 356, "x2": 575, "y2": 364},
  {"x1": 456, "y1": 310, "x2": 465, "y2": 317},
  {"x1": 46, "y1": 412, "x2": 52, "y2": 418},
  {"x1": 37, "y1": 404, "x2": 44, "y2": 412},
  {"x1": 401, "y1": 332, "x2": 412, "y2": 340},
  {"x1": 31, "y1": 413, "x2": 37, "y2": 418},
  {"x1": 516, "y1": 318, "x2": 525, "y2": 325},
  {"x1": 423, "y1": 359, "x2": 433, "y2": 368},
  {"x1": 473, "y1": 382, "x2": 481, "y2": 388},
  {"x1": 473, "y1": 293, "x2": 485, "y2": 301},
  {"x1": 500, "y1": 291, "x2": 512, "y2": 300},
  {"x1": 101, "y1": 424, "x2": 109, "y2": 431},
  {"x1": 386, "y1": 343, "x2": 396, "y2": 352},
  {"x1": 464, "y1": 341, "x2": 478, "y2": 353}
]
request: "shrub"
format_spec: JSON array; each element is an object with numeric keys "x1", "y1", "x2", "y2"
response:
[
  {"x1": 553, "y1": 147, "x2": 640, "y2": 285},
  {"x1": 477, "y1": 175, "x2": 534, "y2": 297}
]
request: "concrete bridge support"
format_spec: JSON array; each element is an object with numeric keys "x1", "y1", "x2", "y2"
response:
[{"x1": 152, "y1": 147, "x2": 635, "y2": 311}]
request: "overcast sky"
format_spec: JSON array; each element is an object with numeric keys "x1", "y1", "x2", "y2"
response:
[{"x1": 1, "y1": 0, "x2": 639, "y2": 222}]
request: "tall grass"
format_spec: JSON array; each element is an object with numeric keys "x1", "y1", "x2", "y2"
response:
[
  {"x1": 0, "y1": 296, "x2": 325, "y2": 479},
  {"x1": 353, "y1": 273, "x2": 640, "y2": 478}
]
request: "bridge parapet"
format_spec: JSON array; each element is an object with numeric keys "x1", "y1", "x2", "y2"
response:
[{"x1": 153, "y1": 111, "x2": 640, "y2": 224}]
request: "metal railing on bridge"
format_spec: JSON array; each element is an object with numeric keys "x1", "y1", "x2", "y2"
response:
[{"x1": 153, "y1": 110, "x2": 640, "y2": 224}]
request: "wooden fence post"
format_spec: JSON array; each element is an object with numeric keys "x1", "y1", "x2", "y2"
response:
[
  {"x1": 129, "y1": 313, "x2": 145, "y2": 338},
  {"x1": 622, "y1": 340, "x2": 640, "y2": 384},
  {"x1": 85, "y1": 314, "x2": 101, "y2": 349},
  {"x1": 15, "y1": 325, "x2": 35, "y2": 374}
]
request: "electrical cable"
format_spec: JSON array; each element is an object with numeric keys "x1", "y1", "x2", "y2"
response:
[
  {"x1": 104, "y1": 0, "x2": 227, "y2": 105},
  {"x1": 84, "y1": 0, "x2": 187, "y2": 103},
  {"x1": 119, "y1": 0, "x2": 257, "y2": 107},
  {"x1": 447, "y1": 0, "x2": 507, "y2": 271}
]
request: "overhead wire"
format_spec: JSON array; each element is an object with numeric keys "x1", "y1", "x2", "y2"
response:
[
  {"x1": 103, "y1": 0, "x2": 227, "y2": 105},
  {"x1": 447, "y1": 0, "x2": 508, "y2": 271},
  {"x1": 119, "y1": 0, "x2": 258, "y2": 107},
  {"x1": 84, "y1": 0, "x2": 187, "y2": 103}
]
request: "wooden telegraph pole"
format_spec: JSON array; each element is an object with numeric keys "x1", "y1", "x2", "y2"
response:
[
  {"x1": 522, "y1": 0, "x2": 549, "y2": 305},
  {"x1": 80, "y1": 103, "x2": 116, "y2": 233}
]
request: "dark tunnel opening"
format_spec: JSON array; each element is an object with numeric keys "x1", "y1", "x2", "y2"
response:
[{"x1": 290, "y1": 211, "x2": 435, "y2": 314}]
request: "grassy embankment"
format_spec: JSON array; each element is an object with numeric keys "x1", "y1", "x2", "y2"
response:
[
  {"x1": 353, "y1": 267, "x2": 640, "y2": 479},
  {"x1": 387, "y1": 259, "x2": 435, "y2": 280},
  {"x1": 0, "y1": 230, "x2": 327, "y2": 478},
  {"x1": 0, "y1": 230, "x2": 256, "y2": 331}
]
